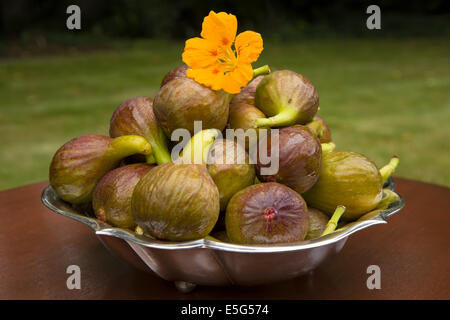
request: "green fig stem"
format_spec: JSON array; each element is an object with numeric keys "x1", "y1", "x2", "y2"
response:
[
  {"x1": 151, "y1": 143, "x2": 171, "y2": 164},
  {"x1": 379, "y1": 156, "x2": 400, "y2": 184},
  {"x1": 179, "y1": 129, "x2": 221, "y2": 164},
  {"x1": 252, "y1": 65, "x2": 271, "y2": 79},
  {"x1": 321, "y1": 142, "x2": 336, "y2": 155},
  {"x1": 321, "y1": 205, "x2": 346, "y2": 236},
  {"x1": 109, "y1": 135, "x2": 154, "y2": 163},
  {"x1": 255, "y1": 107, "x2": 298, "y2": 128}
]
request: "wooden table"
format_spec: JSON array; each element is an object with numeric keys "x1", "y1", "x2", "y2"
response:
[{"x1": 0, "y1": 178, "x2": 449, "y2": 300}]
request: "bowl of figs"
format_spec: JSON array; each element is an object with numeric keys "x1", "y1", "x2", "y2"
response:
[{"x1": 42, "y1": 65, "x2": 404, "y2": 292}]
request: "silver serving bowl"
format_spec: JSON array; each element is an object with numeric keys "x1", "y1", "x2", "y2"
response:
[{"x1": 41, "y1": 178, "x2": 404, "y2": 292}]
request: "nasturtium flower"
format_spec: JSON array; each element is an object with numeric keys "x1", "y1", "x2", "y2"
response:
[{"x1": 182, "y1": 11, "x2": 263, "y2": 94}]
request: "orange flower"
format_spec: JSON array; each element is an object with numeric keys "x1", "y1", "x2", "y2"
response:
[{"x1": 182, "y1": 11, "x2": 263, "y2": 94}]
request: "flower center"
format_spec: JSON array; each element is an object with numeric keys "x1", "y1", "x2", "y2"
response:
[{"x1": 218, "y1": 45, "x2": 238, "y2": 73}]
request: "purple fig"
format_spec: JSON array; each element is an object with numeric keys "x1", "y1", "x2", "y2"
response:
[
  {"x1": 207, "y1": 139, "x2": 255, "y2": 211},
  {"x1": 49, "y1": 134, "x2": 152, "y2": 204},
  {"x1": 153, "y1": 77, "x2": 231, "y2": 137},
  {"x1": 131, "y1": 162, "x2": 220, "y2": 241},
  {"x1": 230, "y1": 75, "x2": 264, "y2": 106},
  {"x1": 160, "y1": 64, "x2": 188, "y2": 87},
  {"x1": 225, "y1": 182, "x2": 309, "y2": 244},
  {"x1": 92, "y1": 163, "x2": 154, "y2": 229},
  {"x1": 109, "y1": 97, "x2": 171, "y2": 164},
  {"x1": 256, "y1": 125, "x2": 322, "y2": 194},
  {"x1": 255, "y1": 70, "x2": 319, "y2": 128},
  {"x1": 306, "y1": 115, "x2": 332, "y2": 143}
]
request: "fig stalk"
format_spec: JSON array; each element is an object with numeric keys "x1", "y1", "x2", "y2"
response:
[
  {"x1": 178, "y1": 129, "x2": 221, "y2": 164},
  {"x1": 255, "y1": 107, "x2": 298, "y2": 128},
  {"x1": 252, "y1": 65, "x2": 270, "y2": 79},
  {"x1": 321, "y1": 205, "x2": 346, "y2": 236},
  {"x1": 109, "y1": 135, "x2": 155, "y2": 164},
  {"x1": 321, "y1": 142, "x2": 336, "y2": 155},
  {"x1": 379, "y1": 156, "x2": 400, "y2": 184}
]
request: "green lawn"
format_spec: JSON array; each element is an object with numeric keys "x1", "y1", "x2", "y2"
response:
[{"x1": 0, "y1": 38, "x2": 449, "y2": 190}]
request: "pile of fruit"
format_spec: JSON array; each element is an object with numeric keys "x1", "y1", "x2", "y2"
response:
[{"x1": 48, "y1": 64, "x2": 399, "y2": 245}]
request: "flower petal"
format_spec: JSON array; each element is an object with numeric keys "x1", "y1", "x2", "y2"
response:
[
  {"x1": 201, "y1": 11, "x2": 237, "y2": 47},
  {"x1": 235, "y1": 31, "x2": 263, "y2": 63},
  {"x1": 221, "y1": 62, "x2": 253, "y2": 94},
  {"x1": 182, "y1": 37, "x2": 219, "y2": 69},
  {"x1": 186, "y1": 64, "x2": 225, "y2": 91}
]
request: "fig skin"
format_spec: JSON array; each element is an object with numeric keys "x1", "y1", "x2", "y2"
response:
[
  {"x1": 49, "y1": 134, "x2": 152, "y2": 204},
  {"x1": 225, "y1": 182, "x2": 309, "y2": 245},
  {"x1": 255, "y1": 70, "x2": 319, "y2": 127},
  {"x1": 92, "y1": 163, "x2": 154, "y2": 229},
  {"x1": 160, "y1": 64, "x2": 188, "y2": 87},
  {"x1": 153, "y1": 77, "x2": 231, "y2": 137},
  {"x1": 207, "y1": 139, "x2": 256, "y2": 211},
  {"x1": 131, "y1": 162, "x2": 220, "y2": 241},
  {"x1": 109, "y1": 97, "x2": 171, "y2": 165},
  {"x1": 306, "y1": 116, "x2": 332, "y2": 143},
  {"x1": 230, "y1": 75, "x2": 264, "y2": 106},
  {"x1": 228, "y1": 103, "x2": 268, "y2": 151},
  {"x1": 305, "y1": 208, "x2": 329, "y2": 240},
  {"x1": 303, "y1": 151, "x2": 383, "y2": 221},
  {"x1": 256, "y1": 125, "x2": 322, "y2": 194}
]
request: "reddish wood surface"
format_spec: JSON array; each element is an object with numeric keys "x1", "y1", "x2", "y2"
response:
[{"x1": 0, "y1": 178, "x2": 449, "y2": 300}]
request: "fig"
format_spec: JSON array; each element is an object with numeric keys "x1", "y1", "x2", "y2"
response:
[
  {"x1": 49, "y1": 134, "x2": 153, "y2": 204},
  {"x1": 254, "y1": 70, "x2": 319, "y2": 128},
  {"x1": 160, "y1": 64, "x2": 188, "y2": 87},
  {"x1": 153, "y1": 77, "x2": 231, "y2": 137},
  {"x1": 206, "y1": 139, "x2": 255, "y2": 211},
  {"x1": 225, "y1": 182, "x2": 309, "y2": 244},
  {"x1": 306, "y1": 116, "x2": 332, "y2": 143},
  {"x1": 256, "y1": 125, "x2": 322, "y2": 194},
  {"x1": 230, "y1": 75, "x2": 264, "y2": 106},
  {"x1": 109, "y1": 97, "x2": 171, "y2": 165},
  {"x1": 92, "y1": 163, "x2": 154, "y2": 229},
  {"x1": 305, "y1": 208, "x2": 329, "y2": 240},
  {"x1": 131, "y1": 162, "x2": 220, "y2": 241},
  {"x1": 303, "y1": 151, "x2": 399, "y2": 220},
  {"x1": 228, "y1": 103, "x2": 268, "y2": 151}
]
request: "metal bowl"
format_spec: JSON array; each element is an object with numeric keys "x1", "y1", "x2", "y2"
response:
[{"x1": 41, "y1": 178, "x2": 404, "y2": 292}]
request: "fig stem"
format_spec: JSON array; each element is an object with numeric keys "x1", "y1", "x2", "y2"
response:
[
  {"x1": 151, "y1": 143, "x2": 172, "y2": 164},
  {"x1": 321, "y1": 142, "x2": 336, "y2": 155},
  {"x1": 255, "y1": 107, "x2": 298, "y2": 128},
  {"x1": 379, "y1": 156, "x2": 400, "y2": 185},
  {"x1": 321, "y1": 205, "x2": 346, "y2": 236},
  {"x1": 252, "y1": 65, "x2": 271, "y2": 79},
  {"x1": 109, "y1": 135, "x2": 154, "y2": 163},
  {"x1": 179, "y1": 129, "x2": 221, "y2": 164}
]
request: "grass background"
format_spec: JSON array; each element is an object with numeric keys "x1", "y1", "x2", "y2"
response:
[{"x1": 0, "y1": 37, "x2": 449, "y2": 190}]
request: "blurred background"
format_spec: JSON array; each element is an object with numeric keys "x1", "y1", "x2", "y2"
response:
[{"x1": 0, "y1": 0, "x2": 449, "y2": 190}]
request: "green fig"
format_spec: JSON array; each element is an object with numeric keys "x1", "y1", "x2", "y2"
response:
[
  {"x1": 92, "y1": 163, "x2": 154, "y2": 229},
  {"x1": 160, "y1": 64, "x2": 188, "y2": 87},
  {"x1": 305, "y1": 208, "x2": 330, "y2": 240},
  {"x1": 230, "y1": 75, "x2": 264, "y2": 106},
  {"x1": 131, "y1": 162, "x2": 220, "y2": 241},
  {"x1": 207, "y1": 139, "x2": 256, "y2": 211},
  {"x1": 109, "y1": 97, "x2": 172, "y2": 165},
  {"x1": 303, "y1": 151, "x2": 399, "y2": 221},
  {"x1": 153, "y1": 77, "x2": 231, "y2": 137},
  {"x1": 254, "y1": 70, "x2": 319, "y2": 128},
  {"x1": 306, "y1": 115, "x2": 332, "y2": 143},
  {"x1": 49, "y1": 134, "x2": 153, "y2": 204},
  {"x1": 256, "y1": 125, "x2": 322, "y2": 194},
  {"x1": 225, "y1": 182, "x2": 309, "y2": 244}
]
